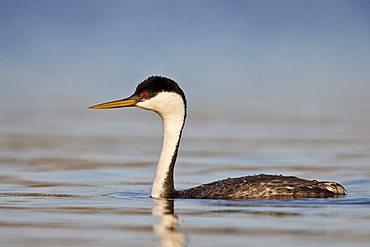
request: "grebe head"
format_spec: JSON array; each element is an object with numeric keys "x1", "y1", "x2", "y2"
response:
[
  {"x1": 90, "y1": 76, "x2": 187, "y2": 198},
  {"x1": 89, "y1": 76, "x2": 187, "y2": 119}
]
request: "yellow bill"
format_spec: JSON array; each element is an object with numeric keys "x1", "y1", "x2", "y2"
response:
[{"x1": 89, "y1": 98, "x2": 139, "y2": 109}]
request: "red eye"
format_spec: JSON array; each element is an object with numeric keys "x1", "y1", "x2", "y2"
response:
[{"x1": 141, "y1": 92, "x2": 149, "y2": 98}]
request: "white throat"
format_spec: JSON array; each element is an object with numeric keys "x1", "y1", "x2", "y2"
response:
[{"x1": 136, "y1": 92, "x2": 186, "y2": 198}]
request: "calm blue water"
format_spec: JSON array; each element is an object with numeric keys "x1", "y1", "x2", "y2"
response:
[{"x1": 1, "y1": 92, "x2": 370, "y2": 247}]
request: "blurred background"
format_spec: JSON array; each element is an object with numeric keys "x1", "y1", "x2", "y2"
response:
[
  {"x1": 1, "y1": 0, "x2": 370, "y2": 166},
  {"x1": 1, "y1": 0, "x2": 369, "y2": 113}
]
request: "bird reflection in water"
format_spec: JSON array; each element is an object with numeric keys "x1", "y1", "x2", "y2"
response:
[{"x1": 152, "y1": 199, "x2": 186, "y2": 247}]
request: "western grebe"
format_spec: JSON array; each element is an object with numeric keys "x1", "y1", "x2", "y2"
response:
[{"x1": 89, "y1": 76, "x2": 346, "y2": 200}]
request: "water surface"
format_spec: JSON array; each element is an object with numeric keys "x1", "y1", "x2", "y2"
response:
[{"x1": 1, "y1": 93, "x2": 370, "y2": 247}]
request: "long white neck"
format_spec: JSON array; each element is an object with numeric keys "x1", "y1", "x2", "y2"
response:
[{"x1": 136, "y1": 92, "x2": 186, "y2": 198}]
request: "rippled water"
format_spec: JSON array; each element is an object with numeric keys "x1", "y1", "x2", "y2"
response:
[{"x1": 1, "y1": 93, "x2": 370, "y2": 247}]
